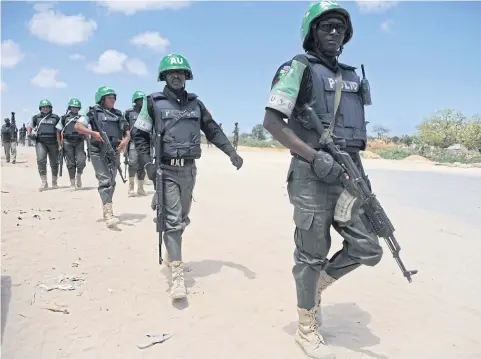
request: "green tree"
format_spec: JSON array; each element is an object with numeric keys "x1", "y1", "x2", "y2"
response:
[
  {"x1": 372, "y1": 125, "x2": 391, "y2": 139},
  {"x1": 251, "y1": 124, "x2": 267, "y2": 141},
  {"x1": 458, "y1": 114, "x2": 481, "y2": 151},
  {"x1": 416, "y1": 109, "x2": 466, "y2": 148}
]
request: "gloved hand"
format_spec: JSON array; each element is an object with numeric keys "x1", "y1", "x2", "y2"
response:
[
  {"x1": 229, "y1": 151, "x2": 243, "y2": 170},
  {"x1": 310, "y1": 150, "x2": 343, "y2": 183}
]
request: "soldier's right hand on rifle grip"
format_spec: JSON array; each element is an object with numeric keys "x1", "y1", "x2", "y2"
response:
[
  {"x1": 92, "y1": 131, "x2": 103, "y2": 142},
  {"x1": 310, "y1": 150, "x2": 343, "y2": 183}
]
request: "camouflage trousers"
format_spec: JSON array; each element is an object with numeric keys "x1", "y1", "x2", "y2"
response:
[
  {"x1": 90, "y1": 144, "x2": 120, "y2": 205},
  {"x1": 287, "y1": 156, "x2": 383, "y2": 310}
]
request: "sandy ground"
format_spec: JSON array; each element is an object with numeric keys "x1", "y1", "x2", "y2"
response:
[{"x1": 1, "y1": 145, "x2": 481, "y2": 359}]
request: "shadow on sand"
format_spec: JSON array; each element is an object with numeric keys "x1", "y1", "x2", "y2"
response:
[{"x1": 283, "y1": 302, "x2": 389, "y2": 359}]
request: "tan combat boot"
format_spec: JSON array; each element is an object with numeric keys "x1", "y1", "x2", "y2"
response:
[
  {"x1": 137, "y1": 179, "x2": 146, "y2": 196},
  {"x1": 38, "y1": 175, "x2": 48, "y2": 192},
  {"x1": 170, "y1": 261, "x2": 187, "y2": 300},
  {"x1": 103, "y1": 203, "x2": 120, "y2": 228},
  {"x1": 76, "y1": 174, "x2": 82, "y2": 188},
  {"x1": 128, "y1": 177, "x2": 135, "y2": 197},
  {"x1": 315, "y1": 271, "x2": 336, "y2": 327},
  {"x1": 51, "y1": 176, "x2": 58, "y2": 189},
  {"x1": 70, "y1": 178, "x2": 76, "y2": 188},
  {"x1": 295, "y1": 307, "x2": 336, "y2": 359}
]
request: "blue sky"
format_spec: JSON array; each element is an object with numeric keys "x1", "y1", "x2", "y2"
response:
[{"x1": 1, "y1": 1, "x2": 480, "y2": 136}]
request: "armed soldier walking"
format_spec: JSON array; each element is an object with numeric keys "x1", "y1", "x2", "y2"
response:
[
  {"x1": 28, "y1": 99, "x2": 61, "y2": 190},
  {"x1": 75, "y1": 87, "x2": 130, "y2": 228},
  {"x1": 124, "y1": 90, "x2": 147, "y2": 197},
  {"x1": 263, "y1": 2, "x2": 383, "y2": 358},
  {"x1": 56, "y1": 98, "x2": 87, "y2": 189},
  {"x1": 232, "y1": 122, "x2": 239, "y2": 150},
  {"x1": 133, "y1": 53, "x2": 243, "y2": 300},
  {"x1": 19, "y1": 123, "x2": 27, "y2": 146},
  {"x1": 1, "y1": 117, "x2": 16, "y2": 163}
]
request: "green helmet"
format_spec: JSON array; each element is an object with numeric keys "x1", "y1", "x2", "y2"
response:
[
  {"x1": 95, "y1": 86, "x2": 117, "y2": 104},
  {"x1": 39, "y1": 99, "x2": 52, "y2": 109},
  {"x1": 301, "y1": 1, "x2": 353, "y2": 50},
  {"x1": 132, "y1": 90, "x2": 146, "y2": 103},
  {"x1": 157, "y1": 53, "x2": 193, "y2": 81},
  {"x1": 68, "y1": 97, "x2": 82, "y2": 109}
]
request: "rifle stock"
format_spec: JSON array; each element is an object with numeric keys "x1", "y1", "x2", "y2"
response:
[{"x1": 302, "y1": 104, "x2": 418, "y2": 283}]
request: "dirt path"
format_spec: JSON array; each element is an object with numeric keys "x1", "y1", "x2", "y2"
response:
[{"x1": 1, "y1": 145, "x2": 480, "y2": 359}]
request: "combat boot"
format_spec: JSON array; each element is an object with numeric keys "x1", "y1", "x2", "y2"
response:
[
  {"x1": 315, "y1": 271, "x2": 336, "y2": 327},
  {"x1": 137, "y1": 179, "x2": 146, "y2": 196},
  {"x1": 295, "y1": 307, "x2": 335, "y2": 359},
  {"x1": 70, "y1": 178, "x2": 76, "y2": 188},
  {"x1": 103, "y1": 203, "x2": 120, "y2": 228},
  {"x1": 51, "y1": 176, "x2": 58, "y2": 189},
  {"x1": 128, "y1": 177, "x2": 135, "y2": 197},
  {"x1": 170, "y1": 261, "x2": 187, "y2": 300},
  {"x1": 38, "y1": 175, "x2": 48, "y2": 192},
  {"x1": 76, "y1": 174, "x2": 82, "y2": 188}
]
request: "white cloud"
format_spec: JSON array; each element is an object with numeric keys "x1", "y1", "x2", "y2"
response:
[
  {"x1": 22, "y1": 108, "x2": 31, "y2": 113},
  {"x1": 86, "y1": 49, "x2": 127, "y2": 74},
  {"x1": 380, "y1": 19, "x2": 394, "y2": 33},
  {"x1": 69, "y1": 53, "x2": 85, "y2": 61},
  {"x1": 356, "y1": 1, "x2": 399, "y2": 14},
  {"x1": 125, "y1": 58, "x2": 148, "y2": 76},
  {"x1": 31, "y1": 68, "x2": 67, "y2": 88},
  {"x1": 98, "y1": 1, "x2": 190, "y2": 15},
  {"x1": 28, "y1": 6, "x2": 97, "y2": 45},
  {"x1": 87, "y1": 49, "x2": 147, "y2": 76},
  {"x1": 130, "y1": 31, "x2": 169, "y2": 52},
  {"x1": 1, "y1": 40, "x2": 25, "y2": 68},
  {"x1": 1, "y1": 81, "x2": 6, "y2": 92}
]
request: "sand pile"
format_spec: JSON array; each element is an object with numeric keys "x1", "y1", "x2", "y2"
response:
[
  {"x1": 403, "y1": 154, "x2": 433, "y2": 163},
  {"x1": 360, "y1": 151, "x2": 381, "y2": 159}
]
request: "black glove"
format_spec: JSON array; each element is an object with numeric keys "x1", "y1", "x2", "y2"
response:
[
  {"x1": 229, "y1": 151, "x2": 243, "y2": 170},
  {"x1": 310, "y1": 150, "x2": 343, "y2": 183}
]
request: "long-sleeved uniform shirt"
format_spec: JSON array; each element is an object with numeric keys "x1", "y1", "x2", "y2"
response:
[{"x1": 132, "y1": 86, "x2": 235, "y2": 157}]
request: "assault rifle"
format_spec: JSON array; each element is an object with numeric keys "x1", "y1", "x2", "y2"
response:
[
  {"x1": 58, "y1": 145, "x2": 64, "y2": 177},
  {"x1": 88, "y1": 106, "x2": 127, "y2": 184},
  {"x1": 123, "y1": 147, "x2": 129, "y2": 179},
  {"x1": 145, "y1": 129, "x2": 165, "y2": 265},
  {"x1": 302, "y1": 104, "x2": 418, "y2": 283}
]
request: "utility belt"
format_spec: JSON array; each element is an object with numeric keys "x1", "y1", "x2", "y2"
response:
[
  {"x1": 292, "y1": 150, "x2": 359, "y2": 164},
  {"x1": 161, "y1": 158, "x2": 195, "y2": 167},
  {"x1": 291, "y1": 152, "x2": 319, "y2": 164},
  {"x1": 64, "y1": 134, "x2": 83, "y2": 142}
]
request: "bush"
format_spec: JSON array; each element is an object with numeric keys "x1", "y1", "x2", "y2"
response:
[{"x1": 374, "y1": 148, "x2": 413, "y2": 160}]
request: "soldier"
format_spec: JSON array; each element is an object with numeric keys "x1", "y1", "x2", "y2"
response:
[
  {"x1": 56, "y1": 98, "x2": 87, "y2": 188},
  {"x1": 74, "y1": 87, "x2": 130, "y2": 228},
  {"x1": 1, "y1": 118, "x2": 14, "y2": 163},
  {"x1": 232, "y1": 122, "x2": 239, "y2": 150},
  {"x1": 263, "y1": 2, "x2": 383, "y2": 359},
  {"x1": 28, "y1": 99, "x2": 62, "y2": 191},
  {"x1": 132, "y1": 53, "x2": 243, "y2": 300},
  {"x1": 124, "y1": 90, "x2": 147, "y2": 197},
  {"x1": 19, "y1": 124, "x2": 27, "y2": 146}
]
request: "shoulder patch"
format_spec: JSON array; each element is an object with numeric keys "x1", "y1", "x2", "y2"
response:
[{"x1": 278, "y1": 65, "x2": 292, "y2": 78}]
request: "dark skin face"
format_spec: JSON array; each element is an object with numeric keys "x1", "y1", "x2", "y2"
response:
[
  {"x1": 313, "y1": 16, "x2": 346, "y2": 56},
  {"x1": 165, "y1": 70, "x2": 186, "y2": 91},
  {"x1": 134, "y1": 98, "x2": 144, "y2": 111}
]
